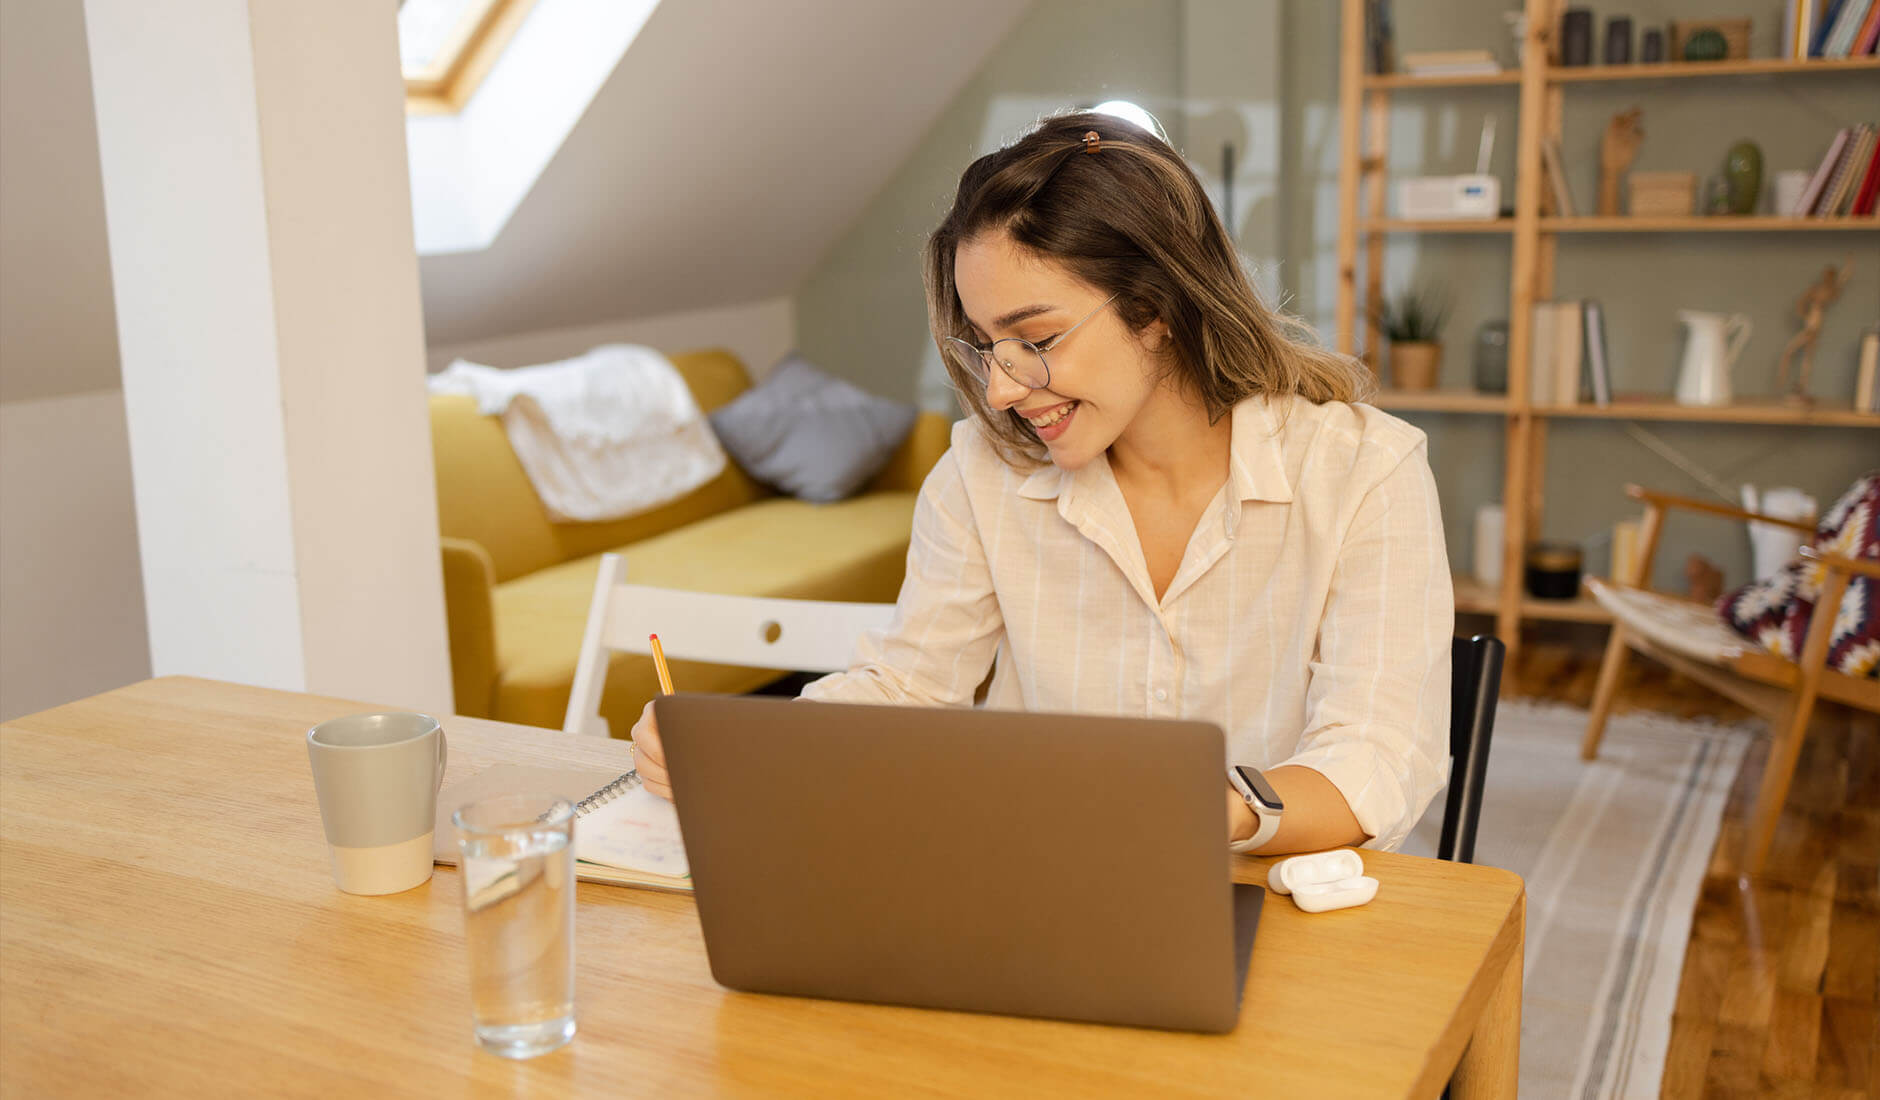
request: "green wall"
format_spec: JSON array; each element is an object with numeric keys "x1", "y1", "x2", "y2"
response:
[{"x1": 799, "y1": 0, "x2": 1877, "y2": 593}]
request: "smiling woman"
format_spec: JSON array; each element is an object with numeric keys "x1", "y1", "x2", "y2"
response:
[{"x1": 631, "y1": 110, "x2": 1454, "y2": 860}]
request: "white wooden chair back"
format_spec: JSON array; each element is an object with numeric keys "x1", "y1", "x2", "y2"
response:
[{"x1": 562, "y1": 553, "x2": 896, "y2": 737}]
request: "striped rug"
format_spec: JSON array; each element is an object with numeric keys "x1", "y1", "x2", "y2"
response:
[{"x1": 1403, "y1": 701, "x2": 1753, "y2": 1099}]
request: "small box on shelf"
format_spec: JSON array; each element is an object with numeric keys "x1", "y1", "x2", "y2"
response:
[{"x1": 1629, "y1": 171, "x2": 1697, "y2": 216}]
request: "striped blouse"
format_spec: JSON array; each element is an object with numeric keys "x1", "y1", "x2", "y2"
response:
[{"x1": 801, "y1": 394, "x2": 1454, "y2": 850}]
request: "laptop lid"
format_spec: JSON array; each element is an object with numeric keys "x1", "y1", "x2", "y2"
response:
[{"x1": 655, "y1": 695, "x2": 1261, "y2": 1033}]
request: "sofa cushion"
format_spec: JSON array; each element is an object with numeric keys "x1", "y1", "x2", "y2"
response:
[
  {"x1": 708, "y1": 354, "x2": 918, "y2": 503},
  {"x1": 431, "y1": 348, "x2": 768, "y2": 583},
  {"x1": 490, "y1": 491, "x2": 919, "y2": 733}
]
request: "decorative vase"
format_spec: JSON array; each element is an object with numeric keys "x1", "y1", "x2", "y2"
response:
[
  {"x1": 1472, "y1": 321, "x2": 1510, "y2": 393},
  {"x1": 1603, "y1": 17, "x2": 1633, "y2": 63},
  {"x1": 1561, "y1": 8, "x2": 1594, "y2": 65},
  {"x1": 1683, "y1": 28, "x2": 1727, "y2": 61},
  {"x1": 1391, "y1": 341, "x2": 1442, "y2": 391},
  {"x1": 1724, "y1": 141, "x2": 1763, "y2": 215}
]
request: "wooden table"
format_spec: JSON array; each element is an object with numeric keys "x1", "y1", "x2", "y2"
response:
[{"x1": 0, "y1": 678, "x2": 1524, "y2": 1097}]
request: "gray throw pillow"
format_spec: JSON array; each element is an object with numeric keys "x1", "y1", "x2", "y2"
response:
[{"x1": 708, "y1": 354, "x2": 919, "y2": 503}]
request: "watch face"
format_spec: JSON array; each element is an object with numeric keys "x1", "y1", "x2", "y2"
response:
[{"x1": 1235, "y1": 766, "x2": 1283, "y2": 812}]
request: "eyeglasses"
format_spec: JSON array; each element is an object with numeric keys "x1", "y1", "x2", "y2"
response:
[{"x1": 942, "y1": 295, "x2": 1118, "y2": 392}]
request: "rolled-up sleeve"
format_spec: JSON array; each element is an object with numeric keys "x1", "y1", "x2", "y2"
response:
[
  {"x1": 800, "y1": 448, "x2": 1004, "y2": 708},
  {"x1": 1277, "y1": 442, "x2": 1453, "y2": 850}
]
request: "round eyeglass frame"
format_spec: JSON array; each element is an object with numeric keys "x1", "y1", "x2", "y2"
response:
[{"x1": 942, "y1": 294, "x2": 1118, "y2": 392}]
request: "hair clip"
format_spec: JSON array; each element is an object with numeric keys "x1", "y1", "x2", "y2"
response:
[{"x1": 1082, "y1": 130, "x2": 1101, "y2": 155}]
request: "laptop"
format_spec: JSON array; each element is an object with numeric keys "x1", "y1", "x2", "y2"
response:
[{"x1": 654, "y1": 695, "x2": 1264, "y2": 1033}]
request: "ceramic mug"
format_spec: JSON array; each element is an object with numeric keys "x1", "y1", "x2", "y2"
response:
[{"x1": 307, "y1": 712, "x2": 448, "y2": 895}]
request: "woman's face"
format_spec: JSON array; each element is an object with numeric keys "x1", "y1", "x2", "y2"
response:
[{"x1": 953, "y1": 231, "x2": 1167, "y2": 471}]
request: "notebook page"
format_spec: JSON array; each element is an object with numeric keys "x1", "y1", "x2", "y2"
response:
[{"x1": 575, "y1": 785, "x2": 690, "y2": 878}]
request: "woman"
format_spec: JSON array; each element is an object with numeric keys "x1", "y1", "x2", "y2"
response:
[{"x1": 633, "y1": 111, "x2": 1453, "y2": 855}]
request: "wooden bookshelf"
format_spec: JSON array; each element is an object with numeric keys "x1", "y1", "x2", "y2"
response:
[
  {"x1": 1362, "y1": 218, "x2": 1515, "y2": 233},
  {"x1": 1454, "y1": 575, "x2": 1612, "y2": 622},
  {"x1": 1537, "y1": 400, "x2": 1880, "y2": 427},
  {"x1": 1543, "y1": 215, "x2": 1880, "y2": 232},
  {"x1": 1548, "y1": 56, "x2": 1880, "y2": 82},
  {"x1": 1363, "y1": 70, "x2": 1523, "y2": 90},
  {"x1": 1373, "y1": 390, "x2": 1511, "y2": 414},
  {"x1": 1335, "y1": 0, "x2": 1876, "y2": 670}
]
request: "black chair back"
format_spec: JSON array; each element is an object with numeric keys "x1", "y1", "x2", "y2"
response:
[{"x1": 1438, "y1": 634, "x2": 1505, "y2": 864}]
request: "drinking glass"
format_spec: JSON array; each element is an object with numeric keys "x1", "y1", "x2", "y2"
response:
[{"x1": 453, "y1": 794, "x2": 577, "y2": 1058}]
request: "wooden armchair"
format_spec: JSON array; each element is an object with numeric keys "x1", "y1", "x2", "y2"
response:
[{"x1": 1581, "y1": 485, "x2": 1880, "y2": 874}]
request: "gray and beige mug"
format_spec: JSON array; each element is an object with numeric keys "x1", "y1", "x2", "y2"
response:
[{"x1": 307, "y1": 712, "x2": 449, "y2": 895}]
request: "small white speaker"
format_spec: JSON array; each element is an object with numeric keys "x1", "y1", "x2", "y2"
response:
[{"x1": 1395, "y1": 175, "x2": 1501, "y2": 220}]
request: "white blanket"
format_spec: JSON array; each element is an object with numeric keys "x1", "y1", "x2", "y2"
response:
[{"x1": 429, "y1": 345, "x2": 727, "y2": 523}]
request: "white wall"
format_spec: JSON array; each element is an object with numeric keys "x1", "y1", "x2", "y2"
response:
[
  {"x1": 0, "y1": 392, "x2": 149, "y2": 721},
  {"x1": 85, "y1": 0, "x2": 453, "y2": 712},
  {"x1": 425, "y1": 295, "x2": 796, "y2": 377},
  {"x1": 0, "y1": 0, "x2": 150, "y2": 721}
]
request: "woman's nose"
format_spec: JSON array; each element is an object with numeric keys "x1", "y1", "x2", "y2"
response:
[{"x1": 984, "y1": 362, "x2": 1032, "y2": 410}]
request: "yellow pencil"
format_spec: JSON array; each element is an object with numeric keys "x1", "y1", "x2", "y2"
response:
[{"x1": 648, "y1": 633, "x2": 676, "y2": 696}]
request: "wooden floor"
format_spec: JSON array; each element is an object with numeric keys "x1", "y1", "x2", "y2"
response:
[{"x1": 1510, "y1": 640, "x2": 1879, "y2": 1099}]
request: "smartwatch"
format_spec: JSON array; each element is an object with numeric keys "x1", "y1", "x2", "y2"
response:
[{"x1": 1227, "y1": 765, "x2": 1284, "y2": 853}]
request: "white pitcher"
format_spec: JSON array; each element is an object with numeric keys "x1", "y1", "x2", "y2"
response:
[{"x1": 1674, "y1": 310, "x2": 1751, "y2": 406}]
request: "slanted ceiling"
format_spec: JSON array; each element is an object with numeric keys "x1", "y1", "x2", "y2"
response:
[{"x1": 417, "y1": 0, "x2": 1032, "y2": 348}]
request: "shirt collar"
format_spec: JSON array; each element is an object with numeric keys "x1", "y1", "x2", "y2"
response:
[{"x1": 1017, "y1": 396, "x2": 1294, "y2": 504}]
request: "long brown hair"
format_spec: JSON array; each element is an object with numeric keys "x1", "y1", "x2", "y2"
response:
[{"x1": 925, "y1": 110, "x2": 1372, "y2": 466}]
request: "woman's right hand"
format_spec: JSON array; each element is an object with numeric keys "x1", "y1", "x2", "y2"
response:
[{"x1": 630, "y1": 700, "x2": 673, "y2": 802}]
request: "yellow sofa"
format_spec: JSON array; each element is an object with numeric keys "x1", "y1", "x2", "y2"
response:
[{"x1": 432, "y1": 348, "x2": 952, "y2": 735}]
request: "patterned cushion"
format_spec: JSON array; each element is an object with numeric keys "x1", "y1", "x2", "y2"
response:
[{"x1": 1717, "y1": 473, "x2": 1880, "y2": 679}]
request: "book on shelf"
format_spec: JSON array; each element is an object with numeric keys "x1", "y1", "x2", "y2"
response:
[
  {"x1": 1822, "y1": 124, "x2": 1876, "y2": 215},
  {"x1": 1828, "y1": 125, "x2": 1877, "y2": 214},
  {"x1": 1810, "y1": 0, "x2": 1849, "y2": 55},
  {"x1": 1528, "y1": 301, "x2": 1584, "y2": 406},
  {"x1": 1827, "y1": 0, "x2": 1875, "y2": 54},
  {"x1": 1856, "y1": 327, "x2": 1879, "y2": 413},
  {"x1": 1796, "y1": 127, "x2": 1853, "y2": 214},
  {"x1": 1582, "y1": 300, "x2": 1612, "y2": 407},
  {"x1": 1366, "y1": 0, "x2": 1395, "y2": 74},
  {"x1": 1849, "y1": 329, "x2": 1880, "y2": 413},
  {"x1": 1851, "y1": 136, "x2": 1880, "y2": 215},
  {"x1": 1857, "y1": 1, "x2": 1880, "y2": 53},
  {"x1": 1541, "y1": 137, "x2": 1575, "y2": 216}
]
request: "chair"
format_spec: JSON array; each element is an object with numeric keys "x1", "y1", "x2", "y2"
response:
[
  {"x1": 1440, "y1": 634, "x2": 1505, "y2": 864},
  {"x1": 1580, "y1": 485, "x2": 1880, "y2": 874},
  {"x1": 563, "y1": 553, "x2": 897, "y2": 737}
]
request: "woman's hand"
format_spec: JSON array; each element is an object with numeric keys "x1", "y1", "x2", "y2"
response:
[{"x1": 630, "y1": 700, "x2": 673, "y2": 802}]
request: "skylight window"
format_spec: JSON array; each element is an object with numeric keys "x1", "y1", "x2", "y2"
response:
[{"x1": 399, "y1": 0, "x2": 534, "y2": 113}]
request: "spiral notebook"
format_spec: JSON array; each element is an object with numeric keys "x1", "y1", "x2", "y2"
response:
[{"x1": 432, "y1": 764, "x2": 691, "y2": 894}]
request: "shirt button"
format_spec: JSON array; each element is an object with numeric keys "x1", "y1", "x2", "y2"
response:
[{"x1": 1154, "y1": 688, "x2": 1169, "y2": 702}]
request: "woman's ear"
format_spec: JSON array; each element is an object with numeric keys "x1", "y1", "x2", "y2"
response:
[{"x1": 1144, "y1": 318, "x2": 1173, "y2": 352}]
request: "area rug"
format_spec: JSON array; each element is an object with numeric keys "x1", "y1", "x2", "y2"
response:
[{"x1": 1401, "y1": 700, "x2": 1754, "y2": 1099}]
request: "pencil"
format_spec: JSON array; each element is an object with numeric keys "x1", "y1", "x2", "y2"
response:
[{"x1": 648, "y1": 633, "x2": 676, "y2": 696}]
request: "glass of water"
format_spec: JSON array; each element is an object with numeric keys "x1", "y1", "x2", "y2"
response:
[{"x1": 453, "y1": 794, "x2": 576, "y2": 1058}]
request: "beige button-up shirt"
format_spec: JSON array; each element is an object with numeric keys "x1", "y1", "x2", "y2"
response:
[{"x1": 802, "y1": 394, "x2": 1454, "y2": 850}]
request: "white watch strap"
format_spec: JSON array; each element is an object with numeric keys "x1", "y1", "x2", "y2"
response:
[{"x1": 1229, "y1": 800, "x2": 1281, "y2": 853}]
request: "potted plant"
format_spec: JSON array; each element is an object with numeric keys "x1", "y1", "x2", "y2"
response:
[{"x1": 1373, "y1": 287, "x2": 1452, "y2": 391}]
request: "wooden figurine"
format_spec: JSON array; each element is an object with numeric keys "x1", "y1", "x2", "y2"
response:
[
  {"x1": 1598, "y1": 107, "x2": 1644, "y2": 216},
  {"x1": 1776, "y1": 256, "x2": 1854, "y2": 405}
]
